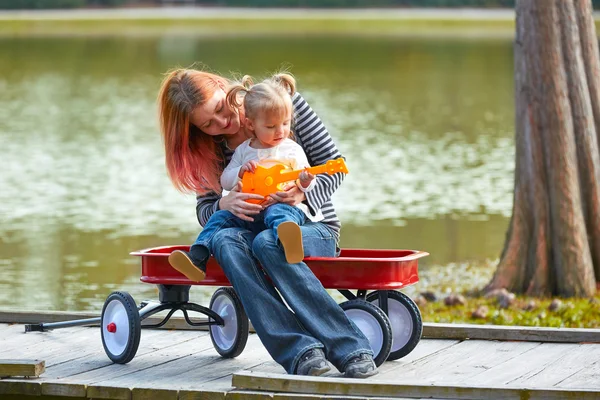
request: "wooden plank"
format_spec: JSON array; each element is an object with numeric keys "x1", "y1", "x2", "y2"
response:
[
  {"x1": 179, "y1": 387, "x2": 227, "y2": 400},
  {"x1": 0, "y1": 379, "x2": 42, "y2": 396},
  {"x1": 374, "y1": 339, "x2": 461, "y2": 377},
  {"x1": 461, "y1": 342, "x2": 581, "y2": 386},
  {"x1": 0, "y1": 324, "x2": 104, "y2": 358},
  {"x1": 374, "y1": 340, "x2": 491, "y2": 382},
  {"x1": 226, "y1": 391, "x2": 273, "y2": 399},
  {"x1": 395, "y1": 340, "x2": 541, "y2": 385},
  {"x1": 232, "y1": 371, "x2": 600, "y2": 399},
  {"x1": 59, "y1": 331, "x2": 214, "y2": 384},
  {"x1": 422, "y1": 323, "x2": 600, "y2": 343},
  {"x1": 132, "y1": 387, "x2": 178, "y2": 400},
  {"x1": 86, "y1": 385, "x2": 131, "y2": 400},
  {"x1": 0, "y1": 359, "x2": 45, "y2": 377},
  {"x1": 42, "y1": 381, "x2": 86, "y2": 397},
  {"x1": 555, "y1": 359, "x2": 600, "y2": 389},
  {"x1": 507, "y1": 343, "x2": 600, "y2": 388}
]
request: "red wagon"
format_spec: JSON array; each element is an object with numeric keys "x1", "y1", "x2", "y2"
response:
[{"x1": 26, "y1": 247, "x2": 428, "y2": 368}]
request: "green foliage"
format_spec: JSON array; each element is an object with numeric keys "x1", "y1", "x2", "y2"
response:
[{"x1": 422, "y1": 295, "x2": 600, "y2": 328}]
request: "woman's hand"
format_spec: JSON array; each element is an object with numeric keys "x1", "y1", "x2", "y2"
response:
[
  {"x1": 266, "y1": 184, "x2": 306, "y2": 207},
  {"x1": 218, "y1": 181, "x2": 264, "y2": 221}
]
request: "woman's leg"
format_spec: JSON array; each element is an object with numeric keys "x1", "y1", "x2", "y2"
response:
[
  {"x1": 211, "y1": 227, "x2": 324, "y2": 374},
  {"x1": 251, "y1": 222, "x2": 374, "y2": 373}
]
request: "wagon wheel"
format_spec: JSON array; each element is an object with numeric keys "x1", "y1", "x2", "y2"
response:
[
  {"x1": 340, "y1": 299, "x2": 392, "y2": 367},
  {"x1": 101, "y1": 291, "x2": 141, "y2": 364},
  {"x1": 209, "y1": 287, "x2": 249, "y2": 358},
  {"x1": 367, "y1": 290, "x2": 423, "y2": 361}
]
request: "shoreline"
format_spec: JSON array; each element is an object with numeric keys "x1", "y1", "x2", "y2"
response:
[
  {"x1": 0, "y1": 7, "x2": 521, "y2": 38},
  {"x1": 0, "y1": 7, "x2": 518, "y2": 21}
]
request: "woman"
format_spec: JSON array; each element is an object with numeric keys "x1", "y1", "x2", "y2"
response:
[{"x1": 158, "y1": 68, "x2": 377, "y2": 378}]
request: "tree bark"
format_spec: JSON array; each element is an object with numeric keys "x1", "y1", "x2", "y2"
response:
[{"x1": 487, "y1": 0, "x2": 598, "y2": 297}]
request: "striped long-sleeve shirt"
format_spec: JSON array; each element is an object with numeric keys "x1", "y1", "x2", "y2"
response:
[{"x1": 196, "y1": 92, "x2": 344, "y2": 242}]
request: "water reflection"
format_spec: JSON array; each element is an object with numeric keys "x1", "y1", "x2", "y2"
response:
[{"x1": 0, "y1": 34, "x2": 513, "y2": 311}]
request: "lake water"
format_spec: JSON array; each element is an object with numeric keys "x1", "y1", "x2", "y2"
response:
[{"x1": 0, "y1": 34, "x2": 514, "y2": 311}]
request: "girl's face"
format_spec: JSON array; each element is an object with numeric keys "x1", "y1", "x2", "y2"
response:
[
  {"x1": 189, "y1": 88, "x2": 242, "y2": 136},
  {"x1": 248, "y1": 109, "x2": 291, "y2": 148}
]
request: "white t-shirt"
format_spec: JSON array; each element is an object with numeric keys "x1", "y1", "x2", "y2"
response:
[{"x1": 221, "y1": 138, "x2": 324, "y2": 222}]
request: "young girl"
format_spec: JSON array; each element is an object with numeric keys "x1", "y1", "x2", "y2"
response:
[{"x1": 168, "y1": 73, "x2": 325, "y2": 282}]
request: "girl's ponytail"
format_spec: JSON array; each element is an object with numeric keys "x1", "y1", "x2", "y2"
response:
[
  {"x1": 226, "y1": 83, "x2": 247, "y2": 112},
  {"x1": 272, "y1": 73, "x2": 296, "y2": 96},
  {"x1": 241, "y1": 75, "x2": 254, "y2": 89}
]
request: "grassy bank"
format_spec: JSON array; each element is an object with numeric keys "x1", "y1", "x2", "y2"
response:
[
  {"x1": 0, "y1": 8, "x2": 519, "y2": 36},
  {"x1": 0, "y1": 18, "x2": 517, "y2": 36},
  {"x1": 408, "y1": 261, "x2": 600, "y2": 328}
]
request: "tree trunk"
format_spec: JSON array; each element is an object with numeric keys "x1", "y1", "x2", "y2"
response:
[{"x1": 487, "y1": 0, "x2": 600, "y2": 297}]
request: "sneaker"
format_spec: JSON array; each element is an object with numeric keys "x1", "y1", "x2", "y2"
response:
[
  {"x1": 295, "y1": 348, "x2": 331, "y2": 376},
  {"x1": 277, "y1": 221, "x2": 304, "y2": 264},
  {"x1": 343, "y1": 353, "x2": 378, "y2": 378},
  {"x1": 168, "y1": 247, "x2": 209, "y2": 282}
]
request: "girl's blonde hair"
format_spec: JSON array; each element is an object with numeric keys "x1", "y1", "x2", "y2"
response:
[{"x1": 226, "y1": 73, "x2": 296, "y2": 125}]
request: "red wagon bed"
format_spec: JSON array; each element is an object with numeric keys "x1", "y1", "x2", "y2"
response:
[{"x1": 130, "y1": 246, "x2": 428, "y2": 290}]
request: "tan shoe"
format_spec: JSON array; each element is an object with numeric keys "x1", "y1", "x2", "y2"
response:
[
  {"x1": 168, "y1": 250, "x2": 206, "y2": 282},
  {"x1": 277, "y1": 221, "x2": 304, "y2": 264}
]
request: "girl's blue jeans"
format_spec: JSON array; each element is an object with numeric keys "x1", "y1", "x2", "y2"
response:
[
  {"x1": 203, "y1": 215, "x2": 373, "y2": 374},
  {"x1": 191, "y1": 203, "x2": 307, "y2": 255}
]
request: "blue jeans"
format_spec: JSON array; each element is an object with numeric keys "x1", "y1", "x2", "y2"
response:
[
  {"x1": 211, "y1": 223, "x2": 373, "y2": 374},
  {"x1": 192, "y1": 204, "x2": 307, "y2": 254}
]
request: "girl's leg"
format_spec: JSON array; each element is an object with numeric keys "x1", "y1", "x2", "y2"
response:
[
  {"x1": 211, "y1": 227, "x2": 325, "y2": 374},
  {"x1": 263, "y1": 203, "x2": 307, "y2": 263},
  {"x1": 170, "y1": 210, "x2": 257, "y2": 282},
  {"x1": 251, "y1": 222, "x2": 374, "y2": 373}
]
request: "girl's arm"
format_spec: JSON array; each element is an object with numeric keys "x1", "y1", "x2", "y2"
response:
[
  {"x1": 292, "y1": 92, "x2": 345, "y2": 215},
  {"x1": 197, "y1": 142, "x2": 263, "y2": 225},
  {"x1": 220, "y1": 146, "x2": 245, "y2": 191},
  {"x1": 287, "y1": 141, "x2": 317, "y2": 193}
]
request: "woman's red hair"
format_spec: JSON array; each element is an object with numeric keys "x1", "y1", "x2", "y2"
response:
[{"x1": 158, "y1": 69, "x2": 230, "y2": 195}]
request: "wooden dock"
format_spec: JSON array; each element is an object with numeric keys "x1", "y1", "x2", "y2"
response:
[{"x1": 1, "y1": 312, "x2": 600, "y2": 399}]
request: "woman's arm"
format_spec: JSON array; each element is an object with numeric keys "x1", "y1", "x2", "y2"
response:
[
  {"x1": 196, "y1": 192, "x2": 221, "y2": 227},
  {"x1": 292, "y1": 92, "x2": 345, "y2": 215}
]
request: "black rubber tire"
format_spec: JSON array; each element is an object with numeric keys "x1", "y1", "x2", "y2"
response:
[
  {"x1": 340, "y1": 299, "x2": 393, "y2": 367},
  {"x1": 101, "y1": 291, "x2": 141, "y2": 364},
  {"x1": 366, "y1": 290, "x2": 423, "y2": 361},
  {"x1": 209, "y1": 287, "x2": 249, "y2": 358}
]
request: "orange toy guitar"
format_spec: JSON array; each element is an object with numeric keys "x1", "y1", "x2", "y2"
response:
[{"x1": 241, "y1": 158, "x2": 349, "y2": 204}]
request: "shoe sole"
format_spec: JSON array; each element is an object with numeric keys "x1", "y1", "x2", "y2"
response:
[
  {"x1": 344, "y1": 368, "x2": 379, "y2": 379},
  {"x1": 277, "y1": 221, "x2": 304, "y2": 264},
  {"x1": 168, "y1": 250, "x2": 206, "y2": 282},
  {"x1": 307, "y1": 365, "x2": 331, "y2": 376}
]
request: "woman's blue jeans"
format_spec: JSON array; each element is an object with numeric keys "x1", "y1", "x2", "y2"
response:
[{"x1": 210, "y1": 223, "x2": 373, "y2": 374}]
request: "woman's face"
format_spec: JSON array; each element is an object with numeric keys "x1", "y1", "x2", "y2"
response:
[{"x1": 189, "y1": 88, "x2": 242, "y2": 136}]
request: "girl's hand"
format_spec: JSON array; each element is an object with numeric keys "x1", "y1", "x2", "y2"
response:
[
  {"x1": 298, "y1": 169, "x2": 315, "y2": 189},
  {"x1": 238, "y1": 160, "x2": 259, "y2": 178},
  {"x1": 218, "y1": 181, "x2": 264, "y2": 221},
  {"x1": 268, "y1": 184, "x2": 306, "y2": 206}
]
